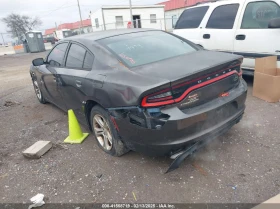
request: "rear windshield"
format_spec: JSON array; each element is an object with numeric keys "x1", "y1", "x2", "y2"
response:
[{"x1": 98, "y1": 31, "x2": 197, "y2": 68}]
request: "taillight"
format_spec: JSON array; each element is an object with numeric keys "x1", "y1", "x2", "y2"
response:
[
  {"x1": 141, "y1": 88, "x2": 175, "y2": 107},
  {"x1": 141, "y1": 64, "x2": 241, "y2": 108}
]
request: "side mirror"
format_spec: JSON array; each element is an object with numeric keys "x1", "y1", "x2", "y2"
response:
[
  {"x1": 268, "y1": 17, "x2": 280, "y2": 28},
  {"x1": 32, "y1": 58, "x2": 45, "y2": 66}
]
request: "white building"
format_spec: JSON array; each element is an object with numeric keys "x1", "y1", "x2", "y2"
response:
[{"x1": 90, "y1": 5, "x2": 165, "y2": 31}]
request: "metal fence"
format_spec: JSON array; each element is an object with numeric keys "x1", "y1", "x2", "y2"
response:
[
  {"x1": 91, "y1": 18, "x2": 177, "y2": 33},
  {"x1": 0, "y1": 32, "x2": 14, "y2": 45}
]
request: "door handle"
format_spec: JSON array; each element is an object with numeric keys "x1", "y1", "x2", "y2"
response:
[
  {"x1": 75, "y1": 80, "x2": 82, "y2": 88},
  {"x1": 236, "y1": 34, "x2": 246, "y2": 40},
  {"x1": 53, "y1": 78, "x2": 57, "y2": 82},
  {"x1": 203, "y1": 34, "x2": 210, "y2": 39}
]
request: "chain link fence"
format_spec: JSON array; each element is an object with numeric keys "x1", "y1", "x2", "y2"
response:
[
  {"x1": 0, "y1": 32, "x2": 14, "y2": 46},
  {"x1": 91, "y1": 18, "x2": 177, "y2": 33}
]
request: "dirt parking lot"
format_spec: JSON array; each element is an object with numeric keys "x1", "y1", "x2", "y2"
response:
[{"x1": 0, "y1": 52, "x2": 279, "y2": 204}]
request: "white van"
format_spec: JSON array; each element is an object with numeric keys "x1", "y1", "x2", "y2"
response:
[
  {"x1": 173, "y1": 0, "x2": 280, "y2": 76},
  {"x1": 53, "y1": 29, "x2": 72, "y2": 41}
]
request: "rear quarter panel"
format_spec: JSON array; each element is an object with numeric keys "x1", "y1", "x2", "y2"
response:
[
  {"x1": 84, "y1": 43, "x2": 170, "y2": 108},
  {"x1": 85, "y1": 66, "x2": 170, "y2": 108}
]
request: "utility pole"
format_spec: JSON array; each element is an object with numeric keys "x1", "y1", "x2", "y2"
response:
[
  {"x1": 77, "y1": 0, "x2": 83, "y2": 34},
  {"x1": 0, "y1": 33, "x2": 5, "y2": 45},
  {"x1": 129, "y1": 0, "x2": 133, "y2": 27}
]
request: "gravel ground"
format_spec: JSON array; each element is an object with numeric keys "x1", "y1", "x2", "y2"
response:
[{"x1": 0, "y1": 53, "x2": 279, "y2": 204}]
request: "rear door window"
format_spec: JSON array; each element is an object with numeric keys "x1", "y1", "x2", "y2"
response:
[
  {"x1": 206, "y1": 4, "x2": 239, "y2": 29},
  {"x1": 241, "y1": 1, "x2": 280, "y2": 29},
  {"x1": 83, "y1": 52, "x2": 94, "y2": 69},
  {"x1": 47, "y1": 42, "x2": 68, "y2": 67},
  {"x1": 66, "y1": 43, "x2": 86, "y2": 69},
  {"x1": 175, "y1": 6, "x2": 209, "y2": 29}
]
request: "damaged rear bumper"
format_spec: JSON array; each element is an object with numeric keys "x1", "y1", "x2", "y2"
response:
[
  {"x1": 166, "y1": 112, "x2": 243, "y2": 173},
  {"x1": 109, "y1": 79, "x2": 247, "y2": 157}
]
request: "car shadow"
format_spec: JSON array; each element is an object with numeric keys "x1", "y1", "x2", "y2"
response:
[
  {"x1": 122, "y1": 129, "x2": 236, "y2": 174},
  {"x1": 242, "y1": 75, "x2": 253, "y2": 87}
]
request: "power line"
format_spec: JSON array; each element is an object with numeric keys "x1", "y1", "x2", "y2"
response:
[
  {"x1": 39, "y1": 0, "x2": 74, "y2": 18},
  {"x1": 1, "y1": 33, "x2": 5, "y2": 44},
  {"x1": 28, "y1": 0, "x2": 152, "y2": 32},
  {"x1": 40, "y1": 5, "x2": 77, "y2": 18},
  {"x1": 76, "y1": 0, "x2": 143, "y2": 7}
]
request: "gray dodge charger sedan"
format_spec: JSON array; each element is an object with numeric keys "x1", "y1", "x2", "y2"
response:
[{"x1": 30, "y1": 29, "x2": 247, "y2": 172}]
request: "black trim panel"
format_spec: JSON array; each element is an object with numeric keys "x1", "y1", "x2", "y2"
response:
[{"x1": 242, "y1": 68, "x2": 254, "y2": 76}]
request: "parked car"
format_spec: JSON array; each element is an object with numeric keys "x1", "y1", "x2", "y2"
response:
[
  {"x1": 43, "y1": 37, "x2": 56, "y2": 44},
  {"x1": 0, "y1": 43, "x2": 9, "y2": 47},
  {"x1": 30, "y1": 29, "x2": 247, "y2": 172},
  {"x1": 173, "y1": 0, "x2": 280, "y2": 76}
]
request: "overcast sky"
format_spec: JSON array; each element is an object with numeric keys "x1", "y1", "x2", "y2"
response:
[{"x1": 0, "y1": 0, "x2": 164, "y2": 42}]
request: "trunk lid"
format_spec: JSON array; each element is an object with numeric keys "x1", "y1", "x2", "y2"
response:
[
  {"x1": 133, "y1": 50, "x2": 242, "y2": 83},
  {"x1": 136, "y1": 50, "x2": 243, "y2": 108}
]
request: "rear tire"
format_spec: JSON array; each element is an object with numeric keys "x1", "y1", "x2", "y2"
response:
[
  {"x1": 90, "y1": 105, "x2": 129, "y2": 157},
  {"x1": 32, "y1": 78, "x2": 47, "y2": 104}
]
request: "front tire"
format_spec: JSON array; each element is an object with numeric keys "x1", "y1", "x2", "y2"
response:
[
  {"x1": 32, "y1": 78, "x2": 46, "y2": 104},
  {"x1": 90, "y1": 105, "x2": 129, "y2": 157}
]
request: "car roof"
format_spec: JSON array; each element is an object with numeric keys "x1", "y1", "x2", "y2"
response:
[
  {"x1": 188, "y1": 0, "x2": 243, "y2": 8},
  {"x1": 64, "y1": 28, "x2": 159, "y2": 42}
]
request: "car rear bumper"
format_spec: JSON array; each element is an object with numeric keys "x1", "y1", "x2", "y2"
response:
[{"x1": 112, "y1": 79, "x2": 247, "y2": 157}]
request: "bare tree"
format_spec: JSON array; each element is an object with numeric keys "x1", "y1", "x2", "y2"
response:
[{"x1": 1, "y1": 13, "x2": 42, "y2": 40}]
